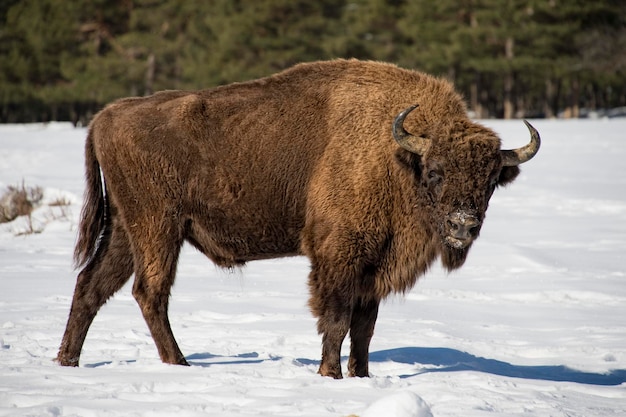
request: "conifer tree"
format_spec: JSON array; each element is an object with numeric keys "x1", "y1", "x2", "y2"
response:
[{"x1": 0, "y1": 0, "x2": 623, "y2": 122}]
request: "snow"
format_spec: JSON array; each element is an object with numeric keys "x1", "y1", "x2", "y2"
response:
[
  {"x1": 1, "y1": 119, "x2": 625, "y2": 416},
  {"x1": 361, "y1": 391, "x2": 433, "y2": 417}
]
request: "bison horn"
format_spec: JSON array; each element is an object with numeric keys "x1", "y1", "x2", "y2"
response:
[
  {"x1": 500, "y1": 120, "x2": 541, "y2": 166},
  {"x1": 392, "y1": 104, "x2": 430, "y2": 155}
]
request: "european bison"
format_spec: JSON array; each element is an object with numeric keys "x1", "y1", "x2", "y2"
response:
[{"x1": 57, "y1": 59, "x2": 540, "y2": 378}]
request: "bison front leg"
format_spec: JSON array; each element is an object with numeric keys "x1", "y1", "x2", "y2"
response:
[
  {"x1": 348, "y1": 297, "x2": 379, "y2": 377},
  {"x1": 307, "y1": 261, "x2": 354, "y2": 379},
  {"x1": 317, "y1": 300, "x2": 352, "y2": 379}
]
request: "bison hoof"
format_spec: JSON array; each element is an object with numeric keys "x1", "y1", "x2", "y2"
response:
[
  {"x1": 318, "y1": 363, "x2": 343, "y2": 379},
  {"x1": 172, "y1": 356, "x2": 189, "y2": 366},
  {"x1": 348, "y1": 370, "x2": 370, "y2": 378},
  {"x1": 162, "y1": 353, "x2": 189, "y2": 366},
  {"x1": 55, "y1": 355, "x2": 79, "y2": 367}
]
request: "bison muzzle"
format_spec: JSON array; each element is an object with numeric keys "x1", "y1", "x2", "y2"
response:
[{"x1": 57, "y1": 59, "x2": 540, "y2": 378}]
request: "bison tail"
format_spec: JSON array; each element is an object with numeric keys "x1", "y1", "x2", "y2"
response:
[{"x1": 73, "y1": 128, "x2": 108, "y2": 269}]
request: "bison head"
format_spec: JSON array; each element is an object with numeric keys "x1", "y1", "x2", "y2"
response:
[{"x1": 392, "y1": 104, "x2": 540, "y2": 270}]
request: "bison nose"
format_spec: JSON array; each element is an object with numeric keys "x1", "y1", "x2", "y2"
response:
[{"x1": 445, "y1": 212, "x2": 481, "y2": 242}]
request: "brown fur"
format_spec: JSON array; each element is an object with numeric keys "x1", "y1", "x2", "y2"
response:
[{"x1": 57, "y1": 59, "x2": 526, "y2": 378}]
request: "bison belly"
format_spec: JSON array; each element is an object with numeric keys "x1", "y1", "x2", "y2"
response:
[{"x1": 183, "y1": 195, "x2": 304, "y2": 267}]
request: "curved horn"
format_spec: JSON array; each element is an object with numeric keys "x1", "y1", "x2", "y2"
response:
[
  {"x1": 501, "y1": 120, "x2": 541, "y2": 166},
  {"x1": 392, "y1": 104, "x2": 430, "y2": 155}
]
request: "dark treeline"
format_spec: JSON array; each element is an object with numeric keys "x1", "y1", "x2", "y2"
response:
[{"x1": 1, "y1": 0, "x2": 625, "y2": 124}]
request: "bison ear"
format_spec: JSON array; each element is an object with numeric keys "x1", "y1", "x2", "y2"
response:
[
  {"x1": 497, "y1": 166, "x2": 520, "y2": 187},
  {"x1": 395, "y1": 148, "x2": 422, "y2": 173}
]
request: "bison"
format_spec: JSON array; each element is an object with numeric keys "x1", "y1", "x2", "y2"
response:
[{"x1": 57, "y1": 59, "x2": 540, "y2": 378}]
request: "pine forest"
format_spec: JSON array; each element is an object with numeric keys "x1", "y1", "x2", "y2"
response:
[{"x1": 1, "y1": 0, "x2": 624, "y2": 124}]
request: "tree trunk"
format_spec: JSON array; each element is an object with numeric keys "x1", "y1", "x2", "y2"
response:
[
  {"x1": 145, "y1": 53, "x2": 156, "y2": 96},
  {"x1": 570, "y1": 76, "x2": 580, "y2": 118},
  {"x1": 470, "y1": 73, "x2": 484, "y2": 118},
  {"x1": 503, "y1": 36, "x2": 514, "y2": 119},
  {"x1": 563, "y1": 77, "x2": 580, "y2": 118},
  {"x1": 544, "y1": 78, "x2": 555, "y2": 118}
]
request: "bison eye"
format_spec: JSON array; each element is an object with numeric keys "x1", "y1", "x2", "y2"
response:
[
  {"x1": 427, "y1": 169, "x2": 443, "y2": 185},
  {"x1": 424, "y1": 168, "x2": 444, "y2": 203}
]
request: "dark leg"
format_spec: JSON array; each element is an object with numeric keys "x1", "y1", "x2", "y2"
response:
[
  {"x1": 57, "y1": 221, "x2": 134, "y2": 366},
  {"x1": 347, "y1": 297, "x2": 380, "y2": 377},
  {"x1": 317, "y1": 298, "x2": 352, "y2": 379},
  {"x1": 307, "y1": 260, "x2": 354, "y2": 379},
  {"x1": 131, "y1": 227, "x2": 187, "y2": 366}
]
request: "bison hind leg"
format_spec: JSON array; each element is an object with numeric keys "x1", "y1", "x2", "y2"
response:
[
  {"x1": 130, "y1": 221, "x2": 189, "y2": 366},
  {"x1": 57, "y1": 221, "x2": 134, "y2": 366}
]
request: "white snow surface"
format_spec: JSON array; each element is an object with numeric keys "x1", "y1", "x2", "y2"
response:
[
  {"x1": 361, "y1": 391, "x2": 433, "y2": 417},
  {"x1": 1, "y1": 119, "x2": 625, "y2": 416}
]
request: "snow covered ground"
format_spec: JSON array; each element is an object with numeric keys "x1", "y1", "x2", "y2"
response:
[{"x1": 0, "y1": 119, "x2": 625, "y2": 416}]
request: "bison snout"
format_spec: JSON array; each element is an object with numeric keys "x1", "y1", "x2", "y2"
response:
[{"x1": 444, "y1": 212, "x2": 481, "y2": 249}]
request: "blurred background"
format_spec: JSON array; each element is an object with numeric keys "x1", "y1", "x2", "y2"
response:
[{"x1": 1, "y1": 0, "x2": 624, "y2": 125}]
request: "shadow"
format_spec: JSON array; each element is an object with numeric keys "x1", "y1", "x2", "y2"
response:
[
  {"x1": 369, "y1": 347, "x2": 626, "y2": 386},
  {"x1": 85, "y1": 347, "x2": 626, "y2": 386},
  {"x1": 84, "y1": 352, "x2": 276, "y2": 369},
  {"x1": 294, "y1": 357, "x2": 320, "y2": 367},
  {"x1": 85, "y1": 359, "x2": 136, "y2": 368},
  {"x1": 186, "y1": 351, "x2": 281, "y2": 368}
]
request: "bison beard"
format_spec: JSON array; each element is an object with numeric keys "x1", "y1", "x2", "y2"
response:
[
  {"x1": 441, "y1": 245, "x2": 470, "y2": 271},
  {"x1": 56, "y1": 59, "x2": 539, "y2": 378}
]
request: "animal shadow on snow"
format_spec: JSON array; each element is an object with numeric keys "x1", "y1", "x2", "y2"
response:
[
  {"x1": 186, "y1": 348, "x2": 626, "y2": 386},
  {"x1": 186, "y1": 351, "x2": 281, "y2": 366},
  {"x1": 368, "y1": 347, "x2": 626, "y2": 386},
  {"x1": 89, "y1": 348, "x2": 625, "y2": 386},
  {"x1": 85, "y1": 352, "x2": 272, "y2": 368}
]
